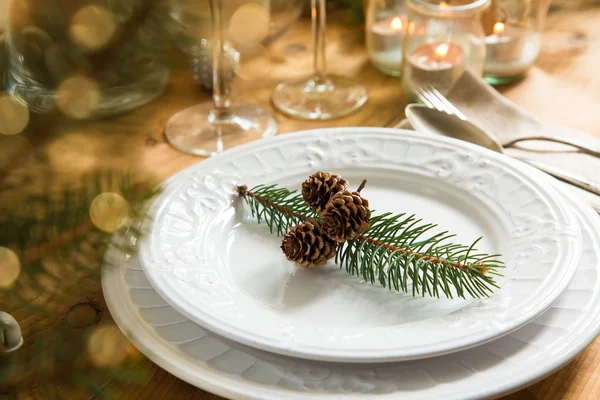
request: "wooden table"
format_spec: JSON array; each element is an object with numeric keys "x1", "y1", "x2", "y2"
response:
[{"x1": 2, "y1": 4, "x2": 600, "y2": 400}]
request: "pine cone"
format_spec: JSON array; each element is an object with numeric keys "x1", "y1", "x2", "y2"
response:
[
  {"x1": 322, "y1": 190, "x2": 371, "y2": 243},
  {"x1": 281, "y1": 221, "x2": 337, "y2": 268},
  {"x1": 301, "y1": 172, "x2": 349, "y2": 214}
]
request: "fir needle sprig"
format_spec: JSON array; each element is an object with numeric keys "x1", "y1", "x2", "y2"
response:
[{"x1": 236, "y1": 176, "x2": 504, "y2": 299}]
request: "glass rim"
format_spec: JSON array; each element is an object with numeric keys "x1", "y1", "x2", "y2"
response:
[{"x1": 407, "y1": 0, "x2": 491, "y2": 17}]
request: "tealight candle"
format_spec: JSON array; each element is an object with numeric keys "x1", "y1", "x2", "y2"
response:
[
  {"x1": 484, "y1": 21, "x2": 541, "y2": 80},
  {"x1": 367, "y1": 15, "x2": 406, "y2": 76},
  {"x1": 485, "y1": 22, "x2": 526, "y2": 61},
  {"x1": 406, "y1": 41, "x2": 465, "y2": 93},
  {"x1": 402, "y1": 0, "x2": 488, "y2": 97}
]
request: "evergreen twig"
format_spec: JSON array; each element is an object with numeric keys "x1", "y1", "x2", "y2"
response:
[
  {"x1": 0, "y1": 170, "x2": 160, "y2": 397},
  {"x1": 237, "y1": 184, "x2": 504, "y2": 299}
]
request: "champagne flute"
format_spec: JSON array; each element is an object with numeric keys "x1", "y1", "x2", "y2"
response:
[
  {"x1": 165, "y1": 0, "x2": 278, "y2": 156},
  {"x1": 271, "y1": 0, "x2": 368, "y2": 120}
]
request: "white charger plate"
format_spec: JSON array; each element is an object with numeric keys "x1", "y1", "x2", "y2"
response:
[
  {"x1": 103, "y1": 179, "x2": 600, "y2": 400},
  {"x1": 138, "y1": 128, "x2": 581, "y2": 362}
]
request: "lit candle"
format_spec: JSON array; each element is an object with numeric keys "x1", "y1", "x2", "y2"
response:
[
  {"x1": 367, "y1": 15, "x2": 406, "y2": 76},
  {"x1": 484, "y1": 22, "x2": 525, "y2": 61},
  {"x1": 484, "y1": 22, "x2": 540, "y2": 78},
  {"x1": 407, "y1": 41, "x2": 465, "y2": 92}
]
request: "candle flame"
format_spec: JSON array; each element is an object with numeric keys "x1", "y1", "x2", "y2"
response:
[
  {"x1": 391, "y1": 17, "x2": 403, "y2": 31},
  {"x1": 493, "y1": 22, "x2": 505, "y2": 35},
  {"x1": 435, "y1": 43, "x2": 449, "y2": 58}
]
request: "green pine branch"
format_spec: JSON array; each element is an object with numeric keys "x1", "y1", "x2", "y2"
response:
[
  {"x1": 0, "y1": 169, "x2": 159, "y2": 397},
  {"x1": 238, "y1": 184, "x2": 504, "y2": 299},
  {"x1": 1, "y1": 170, "x2": 161, "y2": 310}
]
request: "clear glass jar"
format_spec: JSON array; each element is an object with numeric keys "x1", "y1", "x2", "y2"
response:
[
  {"x1": 5, "y1": 0, "x2": 170, "y2": 119},
  {"x1": 402, "y1": 0, "x2": 490, "y2": 97},
  {"x1": 482, "y1": 0, "x2": 549, "y2": 85},
  {"x1": 366, "y1": 0, "x2": 408, "y2": 77}
]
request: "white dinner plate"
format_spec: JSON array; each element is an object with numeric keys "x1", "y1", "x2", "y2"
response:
[
  {"x1": 103, "y1": 179, "x2": 600, "y2": 400},
  {"x1": 138, "y1": 128, "x2": 581, "y2": 362}
]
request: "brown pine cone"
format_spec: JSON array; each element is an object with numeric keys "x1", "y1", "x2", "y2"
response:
[
  {"x1": 322, "y1": 190, "x2": 371, "y2": 243},
  {"x1": 301, "y1": 171, "x2": 349, "y2": 214},
  {"x1": 281, "y1": 221, "x2": 337, "y2": 268}
]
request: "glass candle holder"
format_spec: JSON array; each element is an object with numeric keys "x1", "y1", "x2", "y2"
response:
[
  {"x1": 366, "y1": 0, "x2": 407, "y2": 76},
  {"x1": 402, "y1": 0, "x2": 489, "y2": 97},
  {"x1": 482, "y1": 0, "x2": 549, "y2": 85}
]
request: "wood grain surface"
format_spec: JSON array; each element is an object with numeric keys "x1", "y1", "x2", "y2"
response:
[{"x1": 2, "y1": 4, "x2": 600, "y2": 400}]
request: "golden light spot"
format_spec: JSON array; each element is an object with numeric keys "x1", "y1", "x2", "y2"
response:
[
  {"x1": 440, "y1": 1, "x2": 448, "y2": 6},
  {"x1": 89, "y1": 192, "x2": 129, "y2": 233},
  {"x1": 229, "y1": 4, "x2": 270, "y2": 44},
  {"x1": 435, "y1": 43, "x2": 449, "y2": 58},
  {"x1": 408, "y1": 22, "x2": 416, "y2": 34},
  {"x1": 0, "y1": 94, "x2": 30, "y2": 135},
  {"x1": 391, "y1": 17, "x2": 403, "y2": 31},
  {"x1": 45, "y1": 134, "x2": 97, "y2": 173},
  {"x1": 70, "y1": 5, "x2": 116, "y2": 52},
  {"x1": 493, "y1": 22, "x2": 505, "y2": 35},
  {"x1": 0, "y1": 247, "x2": 21, "y2": 288},
  {"x1": 87, "y1": 325, "x2": 129, "y2": 367},
  {"x1": 57, "y1": 75, "x2": 100, "y2": 120}
]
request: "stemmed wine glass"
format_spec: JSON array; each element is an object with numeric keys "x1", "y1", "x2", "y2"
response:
[
  {"x1": 271, "y1": 0, "x2": 368, "y2": 120},
  {"x1": 165, "y1": 0, "x2": 279, "y2": 156}
]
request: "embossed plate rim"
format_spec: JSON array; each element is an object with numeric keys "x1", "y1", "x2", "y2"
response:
[
  {"x1": 138, "y1": 128, "x2": 581, "y2": 362},
  {"x1": 103, "y1": 178, "x2": 600, "y2": 400}
]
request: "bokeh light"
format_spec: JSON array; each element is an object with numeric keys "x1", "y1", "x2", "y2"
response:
[
  {"x1": 0, "y1": 247, "x2": 21, "y2": 288},
  {"x1": 0, "y1": 94, "x2": 30, "y2": 135},
  {"x1": 89, "y1": 192, "x2": 129, "y2": 233},
  {"x1": 87, "y1": 325, "x2": 129, "y2": 367},
  {"x1": 70, "y1": 5, "x2": 117, "y2": 52},
  {"x1": 229, "y1": 4, "x2": 270, "y2": 45},
  {"x1": 56, "y1": 75, "x2": 100, "y2": 120}
]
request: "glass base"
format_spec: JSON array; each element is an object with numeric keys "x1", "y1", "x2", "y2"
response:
[
  {"x1": 271, "y1": 75, "x2": 368, "y2": 120},
  {"x1": 164, "y1": 102, "x2": 279, "y2": 157},
  {"x1": 7, "y1": 65, "x2": 170, "y2": 118},
  {"x1": 483, "y1": 73, "x2": 526, "y2": 86},
  {"x1": 375, "y1": 67, "x2": 403, "y2": 77}
]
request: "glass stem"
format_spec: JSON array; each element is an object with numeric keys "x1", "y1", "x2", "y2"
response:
[
  {"x1": 312, "y1": 0, "x2": 327, "y2": 83},
  {"x1": 209, "y1": 0, "x2": 231, "y2": 119}
]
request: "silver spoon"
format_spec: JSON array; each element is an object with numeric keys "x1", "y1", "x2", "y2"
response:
[
  {"x1": 405, "y1": 104, "x2": 600, "y2": 203},
  {"x1": 414, "y1": 85, "x2": 600, "y2": 158}
]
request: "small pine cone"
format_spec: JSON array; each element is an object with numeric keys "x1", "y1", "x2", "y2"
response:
[
  {"x1": 281, "y1": 221, "x2": 337, "y2": 268},
  {"x1": 301, "y1": 172, "x2": 349, "y2": 214},
  {"x1": 322, "y1": 190, "x2": 371, "y2": 243}
]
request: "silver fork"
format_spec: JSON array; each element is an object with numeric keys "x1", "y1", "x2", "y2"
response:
[
  {"x1": 414, "y1": 86, "x2": 468, "y2": 121},
  {"x1": 415, "y1": 86, "x2": 600, "y2": 158}
]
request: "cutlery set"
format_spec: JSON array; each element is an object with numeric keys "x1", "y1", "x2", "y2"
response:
[{"x1": 406, "y1": 83, "x2": 600, "y2": 210}]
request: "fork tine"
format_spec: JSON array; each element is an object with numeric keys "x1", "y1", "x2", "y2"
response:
[
  {"x1": 414, "y1": 87, "x2": 435, "y2": 108},
  {"x1": 425, "y1": 85, "x2": 468, "y2": 120},
  {"x1": 416, "y1": 87, "x2": 446, "y2": 112}
]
